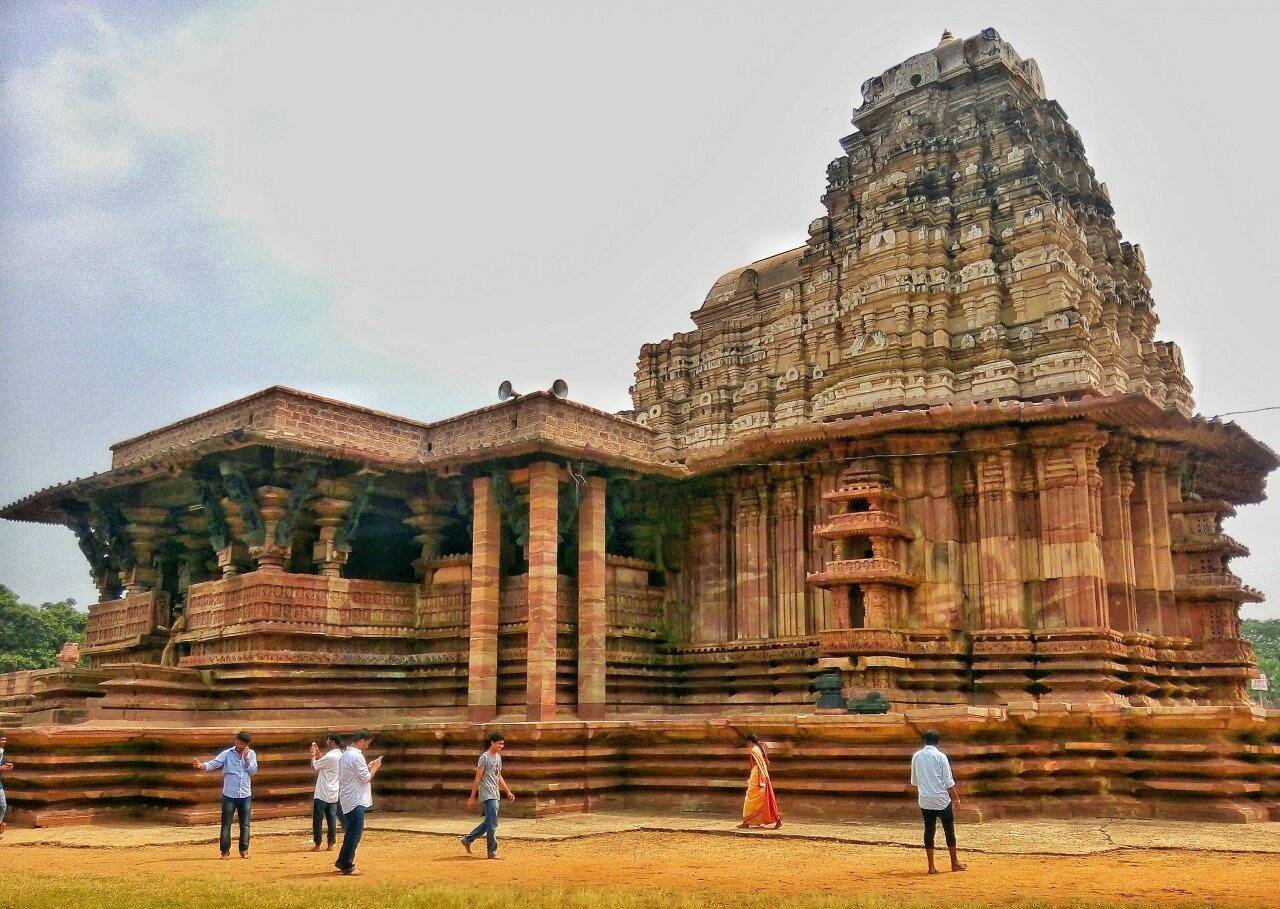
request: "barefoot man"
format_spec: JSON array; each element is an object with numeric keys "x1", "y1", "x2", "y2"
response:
[
  {"x1": 910, "y1": 729, "x2": 965, "y2": 874},
  {"x1": 461, "y1": 732, "x2": 514, "y2": 859},
  {"x1": 310, "y1": 733, "x2": 343, "y2": 852}
]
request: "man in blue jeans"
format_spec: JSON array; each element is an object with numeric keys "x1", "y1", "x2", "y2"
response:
[
  {"x1": 0, "y1": 731, "x2": 11, "y2": 838},
  {"x1": 461, "y1": 732, "x2": 515, "y2": 859},
  {"x1": 194, "y1": 730, "x2": 258, "y2": 858},
  {"x1": 335, "y1": 729, "x2": 383, "y2": 876}
]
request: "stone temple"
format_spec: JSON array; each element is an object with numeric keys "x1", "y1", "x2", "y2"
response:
[{"x1": 2, "y1": 29, "x2": 1277, "y2": 824}]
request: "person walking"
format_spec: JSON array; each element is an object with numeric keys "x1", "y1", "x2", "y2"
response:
[
  {"x1": 0, "y1": 731, "x2": 11, "y2": 837},
  {"x1": 194, "y1": 730, "x2": 258, "y2": 859},
  {"x1": 335, "y1": 730, "x2": 382, "y2": 876},
  {"x1": 310, "y1": 733, "x2": 344, "y2": 852},
  {"x1": 909, "y1": 729, "x2": 965, "y2": 874},
  {"x1": 738, "y1": 732, "x2": 782, "y2": 829},
  {"x1": 461, "y1": 732, "x2": 514, "y2": 859}
]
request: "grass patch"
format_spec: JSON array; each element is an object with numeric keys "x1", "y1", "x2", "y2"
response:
[{"x1": 0, "y1": 875, "x2": 1173, "y2": 909}]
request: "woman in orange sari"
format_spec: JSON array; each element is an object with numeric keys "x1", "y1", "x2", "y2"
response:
[{"x1": 738, "y1": 733, "x2": 782, "y2": 829}]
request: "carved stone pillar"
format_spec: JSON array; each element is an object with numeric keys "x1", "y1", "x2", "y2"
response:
[
  {"x1": 250, "y1": 485, "x2": 291, "y2": 571},
  {"x1": 121, "y1": 506, "x2": 168, "y2": 595},
  {"x1": 576, "y1": 475, "x2": 607, "y2": 719},
  {"x1": 525, "y1": 461, "x2": 560, "y2": 721},
  {"x1": 406, "y1": 496, "x2": 444, "y2": 588},
  {"x1": 467, "y1": 475, "x2": 501, "y2": 722},
  {"x1": 312, "y1": 488, "x2": 353, "y2": 579}
]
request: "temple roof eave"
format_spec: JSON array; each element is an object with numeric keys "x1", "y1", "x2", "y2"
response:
[
  {"x1": 675, "y1": 393, "x2": 1277, "y2": 504},
  {"x1": 1, "y1": 425, "x2": 687, "y2": 526}
]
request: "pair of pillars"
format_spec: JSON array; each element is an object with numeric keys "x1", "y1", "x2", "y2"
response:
[{"x1": 466, "y1": 463, "x2": 607, "y2": 722}]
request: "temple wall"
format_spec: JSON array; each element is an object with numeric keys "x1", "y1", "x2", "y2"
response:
[{"x1": 669, "y1": 423, "x2": 1259, "y2": 708}]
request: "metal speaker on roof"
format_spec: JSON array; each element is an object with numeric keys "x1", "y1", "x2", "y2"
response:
[
  {"x1": 549, "y1": 378, "x2": 569, "y2": 400},
  {"x1": 498, "y1": 380, "x2": 520, "y2": 401}
]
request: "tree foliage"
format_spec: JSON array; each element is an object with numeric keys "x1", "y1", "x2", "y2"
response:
[
  {"x1": 1242, "y1": 618, "x2": 1280, "y2": 704},
  {"x1": 0, "y1": 584, "x2": 86, "y2": 673}
]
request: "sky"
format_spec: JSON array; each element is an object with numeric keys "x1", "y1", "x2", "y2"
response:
[{"x1": 1, "y1": 0, "x2": 1277, "y2": 619}]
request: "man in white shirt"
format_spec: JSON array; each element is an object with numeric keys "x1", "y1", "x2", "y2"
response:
[
  {"x1": 335, "y1": 729, "x2": 383, "y2": 876},
  {"x1": 309, "y1": 734, "x2": 343, "y2": 852},
  {"x1": 909, "y1": 729, "x2": 965, "y2": 874}
]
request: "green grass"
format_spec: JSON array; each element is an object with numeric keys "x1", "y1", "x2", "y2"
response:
[{"x1": 0, "y1": 877, "x2": 1169, "y2": 909}]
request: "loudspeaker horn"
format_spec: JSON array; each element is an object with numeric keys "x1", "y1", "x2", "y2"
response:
[
  {"x1": 498, "y1": 380, "x2": 519, "y2": 401},
  {"x1": 549, "y1": 378, "x2": 569, "y2": 399}
]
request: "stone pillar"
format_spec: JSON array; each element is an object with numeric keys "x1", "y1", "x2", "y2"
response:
[
  {"x1": 406, "y1": 496, "x2": 444, "y2": 587},
  {"x1": 967, "y1": 429, "x2": 1023, "y2": 629},
  {"x1": 311, "y1": 489, "x2": 353, "y2": 579},
  {"x1": 218, "y1": 497, "x2": 251, "y2": 579},
  {"x1": 467, "y1": 475, "x2": 501, "y2": 722},
  {"x1": 525, "y1": 461, "x2": 560, "y2": 721},
  {"x1": 577, "y1": 475, "x2": 607, "y2": 719},
  {"x1": 250, "y1": 485, "x2": 291, "y2": 571},
  {"x1": 121, "y1": 506, "x2": 168, "y2": 595}
]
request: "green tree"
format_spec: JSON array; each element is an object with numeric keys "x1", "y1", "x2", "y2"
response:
[
  {"x1": 1242, "y1": 618, "x2": 1280, "y2": 704},
  {"x1": 0, "y1": 584, "x2": 86, "y2": 673}
]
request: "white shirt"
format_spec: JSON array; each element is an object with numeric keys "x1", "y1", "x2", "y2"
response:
[
  {"x1": 910, "y1": 745, "x2": 955, "y2": 811},
  {"x1": 338, "y1": 747, "x2": 373, "y2": 814},
  {"x1": 312, "y1": 747, "x2": 342, "y2": 803}
]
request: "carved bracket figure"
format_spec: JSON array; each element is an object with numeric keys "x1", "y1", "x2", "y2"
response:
[
  {"x1": 195, "y1": 479, "x2": 231, "y2": 552},
  {"x1": 218, "y1": 462, "x2": 265, "y2": 545},
  {"x1": 333, "y1": 472, "x2": 376, "y2": 552},
  {"x1": 274, "y1": 462, "x2": 319, "y2": 547}
]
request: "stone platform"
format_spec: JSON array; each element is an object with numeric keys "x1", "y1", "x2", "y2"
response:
[{"x1": 3, "y1": 705, "x2": 1277, "y2": 827}]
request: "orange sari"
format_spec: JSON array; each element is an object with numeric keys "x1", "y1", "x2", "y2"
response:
[{"x1": 742, "y1": 744, "x2": 781, "y2": 827}]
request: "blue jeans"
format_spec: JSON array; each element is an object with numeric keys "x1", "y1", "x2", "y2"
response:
[
  {"x1": 219, "y1": 796, "x2": 251, "y2": 855},
  {"x1": 313, "y1": 798, "x2": 340, "y2": 846},
  {"x1": 336, "y1": 805, "x2": 366, "y2": 873},
  {"x1": 0, "y1": 786, "x2": 7, "y2": 824},
  {"x1": 464, "y1": 798, "x2": 500, "y2": 856}
]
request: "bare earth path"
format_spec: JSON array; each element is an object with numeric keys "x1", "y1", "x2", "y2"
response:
[{"x1": 0, "y1": 813, "x2": 1275, "y2": 908}]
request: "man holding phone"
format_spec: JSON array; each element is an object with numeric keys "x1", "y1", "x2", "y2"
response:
[
  {"x1": 335, "y1": 729, "x2": 382, "y2": 876},
  {"x1": 193, "y1": 730, "x2": 258, "y2": 859}
]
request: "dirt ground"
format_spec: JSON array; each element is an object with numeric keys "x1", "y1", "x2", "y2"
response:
[{"x1": 0, "y1": 825, "x2": 1275, "y2": 909}]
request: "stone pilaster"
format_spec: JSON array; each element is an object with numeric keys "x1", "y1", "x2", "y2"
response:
[
  {"x1": 966, "y1": 429, "x2": 1023, "y2": 629},
  {"x1": 576, "y1": 475, "x2": 607, "y2": 719},
  {"x1": 1028, "y1": 425, "x2": 1108, "y2": 629},
  {"x1": 525, "y1": 461, "x2": 560, "y2": 721},
  {"x1": 1099, "y1": 440, "x2": 1138, "y2": 633},
  {"x1": 467, "y1": 475, "x2": 501, "y2": 722},
  {"x1": 770, "y1": 465, "x2": 807, "y2": 637},
  {"x1": 732, "y1": 471, "x2": 770, "y2": 639}
]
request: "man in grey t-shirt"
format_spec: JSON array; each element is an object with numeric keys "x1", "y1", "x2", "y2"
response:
[{"x1": 461, "y1": 732, "x2": 514, "y2": 858}]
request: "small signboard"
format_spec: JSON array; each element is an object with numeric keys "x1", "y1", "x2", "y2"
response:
[{"x1": 1250, "y1": 674, "x2": 1270, "y2": 692}]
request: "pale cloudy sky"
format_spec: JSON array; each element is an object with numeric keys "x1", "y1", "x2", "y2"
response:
[{"x1": 1, "y1": 1, "x2": 1277, "y2": 618}]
